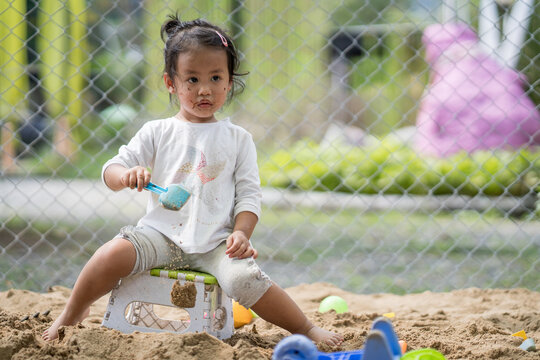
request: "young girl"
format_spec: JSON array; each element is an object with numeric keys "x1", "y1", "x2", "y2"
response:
[{"x1": 43, "y1": 15, "x2": 343, "y2": 346}]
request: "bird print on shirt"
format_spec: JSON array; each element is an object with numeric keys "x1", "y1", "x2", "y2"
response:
[{"x1": 171, "y1": 145, "x2": 226, "y2": 214}]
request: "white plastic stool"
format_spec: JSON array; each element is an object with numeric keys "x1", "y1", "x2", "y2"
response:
[{"x1": 102, "y1": 268, "x2": 234, "y2": 339}]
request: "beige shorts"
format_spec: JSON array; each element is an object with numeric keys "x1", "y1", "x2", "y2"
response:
[{"x1": 118, "y1": 225, "x2": 272, "y2": 308}]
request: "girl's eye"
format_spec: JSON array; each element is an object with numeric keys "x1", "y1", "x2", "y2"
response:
[
  {"x1": 211, "y1": 75, "x2": 221, "y2": 82},
  {"x1": 188, "y1": 77, "x2": 198, "y2": 84}
]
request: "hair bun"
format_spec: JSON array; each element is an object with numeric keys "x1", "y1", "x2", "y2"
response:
[{"x1": 161, "y1": 14, "x2": 183, "y2": 41}]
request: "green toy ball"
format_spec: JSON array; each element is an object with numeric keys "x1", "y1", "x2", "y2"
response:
[{"x1": 318, "y1": 295, "x2": 348, "y2": 314}]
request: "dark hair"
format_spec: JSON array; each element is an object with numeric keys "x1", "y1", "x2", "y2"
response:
[{"x1": 160, "y1": 14, "x2": 246, "y2": 102}]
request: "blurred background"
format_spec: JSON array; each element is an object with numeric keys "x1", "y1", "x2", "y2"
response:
[{"x1": 1, "y1": 0, "x2": 539, "y2": 294}]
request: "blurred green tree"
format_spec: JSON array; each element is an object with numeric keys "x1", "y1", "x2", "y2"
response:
[{"x1": 37, "y1": 0, "x2": 89, "y2": 158}]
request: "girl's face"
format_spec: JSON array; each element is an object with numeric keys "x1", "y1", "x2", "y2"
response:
[{"x1": 164, "y1": 46, "x2": 232, "y2": 123}]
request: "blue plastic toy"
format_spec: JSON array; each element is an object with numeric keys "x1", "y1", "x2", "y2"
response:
[
  {"x1": 144, "y1": 182, "x2": 191, "y2": 211},
  {"x1": 272, "y1": 317, "x2": 446, "y2": 360},
  {"x1": 273, "y1": 317, "x2": 401, "y2": 360}
]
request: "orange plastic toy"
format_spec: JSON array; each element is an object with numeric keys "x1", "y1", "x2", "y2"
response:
[{"x1": 233, "y1": 300, "x2": 253, "y2": 328}]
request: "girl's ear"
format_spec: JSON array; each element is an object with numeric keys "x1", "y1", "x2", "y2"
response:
[{"x1": 163, "y1": 73, "x2": 175, "y2": 93}]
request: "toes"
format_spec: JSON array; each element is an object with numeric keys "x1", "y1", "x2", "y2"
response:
[
  {"x1": 328, "y1": 338, "x2": 341, "y2": 346},
  {"x1": 327, "y1": 334, "x2": 343, "y2": 346},
  {"x1": 42, "y1": 329, "x2": 57, "y2": 341}
]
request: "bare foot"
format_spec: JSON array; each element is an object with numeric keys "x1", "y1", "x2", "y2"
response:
[
  {"x1": 42, "y1": 307, "x2": 90, "y2": 341},
  {"x1": 306, "y1": 326, "x2": 344, "y2": 346}
]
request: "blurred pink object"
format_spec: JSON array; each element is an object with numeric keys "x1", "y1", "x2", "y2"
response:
[{"x1": 415, "y1": 23, "x2": 540, "y2": 157}]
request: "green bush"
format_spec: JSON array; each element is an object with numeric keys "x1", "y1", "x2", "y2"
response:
[{"x1": 259, "y1": 138, "x2": 540, "y2": 197}]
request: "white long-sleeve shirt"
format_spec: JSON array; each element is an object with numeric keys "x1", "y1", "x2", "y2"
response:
[{"x1": 102, "y1": 117, "x2": 262, "y2": 253}]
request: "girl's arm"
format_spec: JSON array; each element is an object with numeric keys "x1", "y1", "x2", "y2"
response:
[
  {"x1": 232, "y1": 210, "x2": 258, "y2": 239},
  {"x1": 225, "y1": 211, "x2": 259, "y2": 259},
  {"x1": 104, "y1": 164, "x2": 151, "y2": 192},
  {"x1": 232, "y1": 136, "x2": 262, "y2": 220},
  {"x1": 101, "y1": 122, "x2": 155, "y2": 191}
]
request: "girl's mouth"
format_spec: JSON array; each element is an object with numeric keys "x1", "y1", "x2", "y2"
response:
[{"x1": 197, "y1": 100, "x2": 212, "y2": 108}]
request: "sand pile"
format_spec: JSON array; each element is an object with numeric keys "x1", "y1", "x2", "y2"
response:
[{"x1": 1, "y1": 283, "x2": 538, "y2": 359}]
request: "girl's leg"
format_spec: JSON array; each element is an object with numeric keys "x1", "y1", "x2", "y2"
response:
[
  {"x1": 43, "y1": 237, "x2": 136, "y2": 341},
  {"x1": 189, "y1": 244, "x2": 343, "y2": 346},
  {"x1": 250, "y1": 282, "x2": 343, "y2": 346}
]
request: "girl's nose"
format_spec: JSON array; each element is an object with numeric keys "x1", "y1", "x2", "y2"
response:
[{"x1": 198, "y1": 84, "x2": 211, "y2": 95}]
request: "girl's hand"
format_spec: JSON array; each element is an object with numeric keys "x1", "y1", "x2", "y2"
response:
[
  {"x1": 225, "y1": 231, "x2": 258, "y2": 259},
  {"x1": 120, "y1": 166, "x2": 151, "y2": 192}
]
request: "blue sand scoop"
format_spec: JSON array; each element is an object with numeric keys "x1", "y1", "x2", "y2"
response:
[
  {"x1": 272, "y1": 317, "x2": 446, "y2": 360},
  {"x1": 144, "y1": 182, "x2": 191, "y2": 211}
]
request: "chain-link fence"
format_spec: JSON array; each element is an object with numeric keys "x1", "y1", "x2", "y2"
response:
[{"x1": 1, "y1": 0, "x2": 539, "y2": 294}]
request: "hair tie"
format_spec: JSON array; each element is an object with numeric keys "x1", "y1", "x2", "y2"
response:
[{"x1": 215, "y1": 30, "x2": 228, "y2": 47}]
